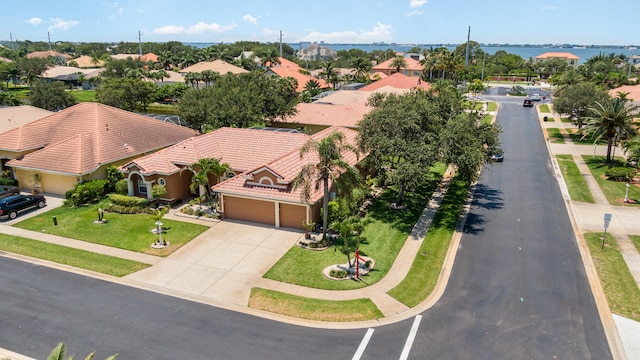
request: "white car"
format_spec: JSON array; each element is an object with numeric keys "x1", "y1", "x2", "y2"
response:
[{"x1": 531, "y1": 93, "x2": 541, "y2": 101}]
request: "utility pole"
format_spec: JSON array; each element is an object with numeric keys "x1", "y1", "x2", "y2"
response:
[
  {"x1": 138, "y1": 30, "x2": 143, "y2": 56},
  {"x1": 464, "y1": 26, "x2": 471, "y2": 67},
  {"x1": 279, "y1": 30, "x2": 283, "y2": 57},
  {"x1": 47, "y1": 32, "x2": 52, "y2": 50},
  {"x1": 9, "y1": 32, "x2": 14, "y2": 50},
  {"x1": 629, "y1": 54, "x2": 634, "y2": 78}
]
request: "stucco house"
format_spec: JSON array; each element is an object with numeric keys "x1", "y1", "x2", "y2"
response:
[
  {"x1": 535, "y1": 52, "x2": 580, "y2": 68},
  {"x1": 263, "y1": 57, "x2": 329, "y2": 93},
  {"x1": 359, "y1": 72, "x2": 431, "y2": 92},
  {"x1": 372, "y1": 57, "x2": 423, "y2": 77},
  {"x1": 2, "y1": 103, "x2": 198, "y2": 195},
  {"x1": 179, "y1": 60, "x2": 249, "y2": 76}
]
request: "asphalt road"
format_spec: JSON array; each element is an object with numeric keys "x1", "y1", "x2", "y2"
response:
[{"x1": 0, "y1": 94, "x2": 612, "y2": 359}]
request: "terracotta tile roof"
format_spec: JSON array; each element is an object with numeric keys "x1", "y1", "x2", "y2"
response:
[
  {"x1": 359, "y1": 72, "x2": 430, "y2": 91},
  {"x1": 535, "y1": 52, "x2": 580, "y2": 60},
  {"x1": 122, "y1": 127, "x2": 309, "y2": 176},
  {"x1": 5, "y1": 103, "x2": 199, "y2": 175},
  {"x1": 212, "y1": 126, "x2": 360, "y2": 204},
  {"x1": 110, "y1": 54, "x2": 140, "y2": 60},
  {"x1": 140, "y1": 53, "x2": 158, "y2": 63},
  {"x1": 41, "y1": 66, "x2": 104, "y2": 79},
  {"x1": 0, "y1": 106, "x2": 53, "y2": 133},
  {"x1": 71, "y1": 55, "x2": 105, "y2": 68},
  {"x1": 265, "y1": 57, "x2": 328, "y2": 92},
  {"x1": 27, "y1": 50, "x2": 72, "y2": 59},
  {"x1": 0, "y1": 57, "x2": 13, "y2": 63},
  {"x1": 372, "y1": 57, "x2": 423, "y2": 72},
  {"x1": 370, "y1": 72, "x2": 388, "y2": 81},
  {"x1": 276, "y1": 101, "x2": 371, "y2": 128},
  {"x1": 312, "y1": 87, "x2": 407, "y2": 105},
  {"x1": 180, "y1": 60, "x2": 249, "y2": 75},
  {"x1": 609, "y1": 85, "x2": 640, "y2": 103},
  {"x1": 148, "y1": 70, "x2": 185, "y2": 83}
]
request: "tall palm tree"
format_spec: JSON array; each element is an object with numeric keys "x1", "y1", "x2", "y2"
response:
[
  {"x1": 293, "y1": 131, "x2": 360, "y2": 239},
  {"x1": 420, "y1": 55, "x2": 438, "y2": 82},
  {"x1": 319, "y1": 60, "x2": 339, "y2": 88},
  {"x1": 389, "y1": 56, "x2": 407, "y2": 74},
  {"x1": 351, "y1": 58, "x2": 371, "y2": 82},
  {"x1": 260, "y1": 48, "x2": 280, "y2": 68},
  {"x1": 583, "y1": 96, "x2": 639, "y2": 163},
  {"x1": 156, "y1": 50, "x2": 175, "y2": 70},
  {"x1": 185, "y1": 158, "x2": 231, "y2": 203}
]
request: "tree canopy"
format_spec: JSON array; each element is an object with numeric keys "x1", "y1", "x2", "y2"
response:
[
  {"x1": 28, "y1": 80, "x2": 77, "y2": 111},
  {"x1": 95, "y1": 77, "x2": 157, "y2": 111}
]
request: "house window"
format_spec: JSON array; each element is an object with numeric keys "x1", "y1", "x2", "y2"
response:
[
  {"x1": 157, "y1": 177, "x2": 166, "y2": 186},
  {"x1": 137, "y1": 179, "x2": 147, "y2": 194},
  {"x1": 222, "y1": 171, "x2": 236, "y2": 181}
]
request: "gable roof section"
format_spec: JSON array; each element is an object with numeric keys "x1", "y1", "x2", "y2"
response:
[
  {"x1": 359, "y1": 72, "x2": 430, "y2": 91},
  {"x1": 212, "y1": 126, "x2": 360, "y2": 204},
  {"x1": 110, "y1": 54, "x2": 140, "y2": 60},
  {"x1": 71, "y1": 55, "x2": 105, "y2": 68},
  {"x1": 41, "y1": 66, "x2": 104, "y2": 80},
  {"x1": 372, "y1": 57, "x2": 423, "y2": 72},
  {"x1": 535, "y1": 52, "x2": 579, "y2": 60},
  {"x1": 265, "y1": 57, "x2": 328, "y2": 92},
  {"x1": 277, "y1": 101, "x2": 371, "y2": 128},
  {"x1": 27, "y1": 50, "x2": 72, "y2": 59},
  {"x1": 122, "y1": 127, "x2": 309, "y2": 176},
  {"x1": 180, "y1": 60, "x2": 249, "y2": 75},
  {"x1": 609, "y1": 84, "x2": 640, "y2": 104},
  {"x1": 140, "y1": 53, "x2": 158, "y2": 63},
  {"x1": 5, "y1": 103, "x2": 199, "y2": 175},
  {"x1": 0, "y1": 106, "x2": 53, "y2": 133}
]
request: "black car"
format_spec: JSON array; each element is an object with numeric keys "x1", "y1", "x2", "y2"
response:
[
  {"x1": 0, "y1": 185, "x2": 20, "y2": 199},
  {"x1": 0, "y1": 194, "x2": 46, "y2": 220},
  {"x1": 523, "y1": 99, "x2": 534, "y2": 107}
]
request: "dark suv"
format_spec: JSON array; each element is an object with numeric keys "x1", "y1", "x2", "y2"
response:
[
  {"x1": 0, "y1": 194, "x2": 46, "y2": 220},
  {"x1": 523, "y1": 99, "x2": 534, "y2": 107}
]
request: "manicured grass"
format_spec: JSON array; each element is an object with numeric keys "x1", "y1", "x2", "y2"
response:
[
  {"x1": 249, "y1": 288, "x2": 383, "y2": 321},
  {"x1": 146, "y1": 103, "x2": 178, "y2": 115},
  {"x1": 0, "y1": 234, "x2": 149, "y2": 276},
  {"x1": 487, "y1": 102, "x2": 497, "y2": 111},
  {"x1": 582, "y1": 156, "x2": 640, "y2": 206},
  {"x1": 263, "y1": 164, "x2": 447, "y2": 290},
  {"x1": 4, "y1": 86, "x2": 30, "y2": 100},
  {"x1": 630, "y1": 235, "x2": 640, "y2": 254},
  {"x1": 387, "y1": 178, "x2": 470, "y2": 307},
  {"x1": 14, "y1": 203, "x2": 208, "y2": 256},
  {"x1": 560, "y1": 117, "x2": 573, "y2": 123},
  {"x1": 543, "y1": 117, "x2": 555, "y2": 122},
  {"x1": 481, "y1": 114, "x2": 493, "y2": 125},
  {"x1": 539, "y1": 104, "x2": 551, "y2": 113},
  {"x1": 566, "y1": 129, "x2": 607, "y2": 145},
  {"x1": 585, "y1": 232, "x2": 640, "y2": 321},
  {"x1": 69, "y1": 90, "x2": 97, "y2": 102},
  {"x1": 555, "y1": 155, "x2": 595, "y2": 203},
  {"x1": 546, "y1": 128, "x2": 565, "y2": 143}
]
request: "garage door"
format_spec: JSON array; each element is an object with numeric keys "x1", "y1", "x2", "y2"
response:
[{"x1": 223, "y1": 196, "x2": 275, "y2": 226}]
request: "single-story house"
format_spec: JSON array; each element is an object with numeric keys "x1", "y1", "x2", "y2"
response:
[
  {"x1": 179, "y1": 60, "x2": 249, "y2": 76},
  {"x1": 264, "y1": 57, "x2": 329, "y2": 93},
  {"x1": 609, "y1": 84, "x2": 640, "y2": 106},
  {"x1": 372, "y1": 57, "x2": 423, "y2": 77},
  {"x1": 27, "y1": 50, "x2": 72, "y2": 61},
  {"x1": 358, "y1": 72, "x2": 431, "y2": 92},
  {"x1": 70, "y1": 55, "x2": 105, "y2": 68},
  {"x1": 40, "y1": 66, "x2": 104, "y2": 89},
  {"x1": 2, "y1": 102, "x2": 198, "y2": 194},
  {"x1": 272, "y1": 100, "x2": 371, "y2": 133}
]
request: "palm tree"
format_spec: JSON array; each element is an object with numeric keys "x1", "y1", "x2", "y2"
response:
[
  {"x1": 156, "y1": 50, "x2": 175, "y2": 70},
  {"x1": 389, "y1": 56, "x2": 407, "y2": 74},
  {"x1": 48, "y1": 342, "x2": 118, "y2": 360},
  {"x1": 420, "y1": 55, "x2": 438, "y2": 82},
  {"x1": 318, "y1": 60, "x2": 339, "y2": 88},
  {"x1": 260, "y1": 48, "x2": 280, "y2": 68},
  {"x1": 200, "y1": 70, "x2": 220, "y2": 86},
  {"x1": 304, "y1": 79, "x2": 322, "y2": 97},
  {"x1": 293, "y1": 131, "x2": 360, "y2": 239},
  {"x1": 583, "y1": 96, "x2": 639, "y2": 163},
  {"x1": 351, "y1": 58, "x2": 371, "y2": 82},
  {"x1": 622, "y1": 136, "x2": 640, "y2": 170},
  {"x1": 184, "y1": 158, "x2": 231, "y2": 203}
]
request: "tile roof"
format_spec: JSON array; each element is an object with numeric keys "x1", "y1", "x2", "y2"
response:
[
  {"x1": 535, "y1": 52, "x2": 580, "y2": 60},
  {"x1": 264, "y1": 57, "x2": 328, "y2": 92},
  {"x1": 71, "y1": 55, "x2": 105, "y2": 68},
  {"x1": 312, "y1": 87, "x2": 408, "y2": 105},
  {"x1": 0, "y1": 57, "x2": 13, "y2": 63},
  {"x1": 277, "y1": 101, "x2": 371, "y2": 128},
  {"x1": 41, "y1": 66, "x2": 104, "y2": 79},
  {"x1": 359, "y1": 72, "x2": 430, "y2": 91},
  {"x1": 372, "y1": 57, "x2": 423, "y2": 71},
  {"x1": 27, "y1": 50, "x2": 72, "y2": 59},
  {"x1": 4, "y1": 103, "x2": 199, "y2": 176},
  {"x1": 180, "y1": 60, "x2": 249, "y2": 75},
  {"x1": 212, "y1": 126, "x2": 360, "y2": 204},
  {"x1": 122, "y1": 127, "x2": 309, "y2": 176},
  {"x1": 140, "y1": 53, "x2": 158, "y2": 63},
  {"x1": 147, "y1": 70, "x2": 185, "y2": 83},
  {"x1": 609, "y1": 85, "x2": 640, "y2": 103},
  {"x1": 0, "y1": 106, "x2": 53, "y2": 133},
  {"x1": 110, "y1": 54, "x2": 141, "y2": 60}
]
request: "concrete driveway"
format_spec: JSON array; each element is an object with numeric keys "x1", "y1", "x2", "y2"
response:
[
  {"x1": 1, "y1": 193, "x2": 65, "y2": 226},
  {"x1": 125, "y1": 220, "x2": 303, "y2": 306}
]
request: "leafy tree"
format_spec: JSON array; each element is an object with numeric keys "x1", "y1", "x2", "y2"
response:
[
  {"x1": 102, "y1": 58, "x2": 144, "y2": 78},
  {"x1": 466, "y1": 79, "x2": 485, "y2": 99},
  {"x1": 28, "y1": 80, "x2": 77, "y2": 111},
  {"x1": 552, "y1": 82, "x2": 609, "y2": 129},
  {"x1": 293, "y1": 131, "x2": 360, "y2": 239},
  {"x1": 155, "y1": 82, "x2": 188, "y2": 103},
  {"x1": 0, "y1": 91, "x2": 22, "y2": 106},
  {"x1": 583, "y1": 97, "x2": 639, "y2": 163},
  {"x1": 622, "y1": 136, "x2": 640, "y2": 169},
  {"x1": 96, "y1": 77, "x2": 157, "y2": 111}
]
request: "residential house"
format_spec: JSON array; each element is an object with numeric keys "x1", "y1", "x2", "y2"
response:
[
  {"x1": 609, "y1": 84, "x2": 640, "y2": 106},
  {"x1": 0, "y1": 106, "x2": 52, "y2": 177},
  {"x1": 296, "y1": 43, "x2": 338, "y2": 61},
  {"x1": 372, "y1": 57, "x2": 423, "y2": 77},
  {"x1": 2, "y1": 102, "x2": 198, "y2": 195},
  {"x1": 109, "y1": 54, "x2": 141, "y2": 60},
  {"x1": 359, "y1": 72, "x2": 430, "y2": 92},
  {"x1": 179, "y1": 60, "x2": 248, "y2": 76},
  {"x1": 40, "y1": 66, "x2": 103, "y2": 89},
  {"x1": 263, "y1": 57, "x2": 329, "y2": 93},
  {"x1": 70, "y1": 55, "x2": 105, "y2": 68},
  {"x1": 535, "y1": 52, "x2": 580, "y2": 68},
  {"x1": 27, "y1": 50, "x2": 72, "y2": 63},
  {"x1": 272, "y1": 100, "x2": 371, "y2": 133}
]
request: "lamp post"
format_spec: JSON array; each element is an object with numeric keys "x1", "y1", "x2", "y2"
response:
[
  {"x1": 155, "y1": 221, "x2": 163, "y2": 244},
  {"x1": 624, "y1": 183, "x2": 630, "y2": 203}
]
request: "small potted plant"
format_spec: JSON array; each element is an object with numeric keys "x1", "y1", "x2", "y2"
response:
[{"x1": 302, "y1": 221, "x2": 315, "y2": 239}]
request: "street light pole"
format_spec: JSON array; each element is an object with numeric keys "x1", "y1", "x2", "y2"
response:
[{"x1": 624, "y1": 183, "x2": 630, "y2": 203}]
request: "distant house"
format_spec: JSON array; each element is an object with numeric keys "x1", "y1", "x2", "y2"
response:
[
  {"x1": 272, "y1": 100, "x2": 371, "y2": 133},
  {"x1": 27, "y1": 50, "x2": 72, "y2": 61},
  {"x1": 372, "y1": 57, "x2": 423, "y2": 77},
  {"x1": 70, "y1": 55, "x2": 105, "y2": 68},
  {"x1": 109, "y1": 54, "x2": 141, "y2": 61},
  {"x1": 296, "y1": 43, "x2": 338, "y2": 61},
  {"x1": 609, "y1": 85, "x2": 640, "y2": 105},
  {"x1": 179, "y1": 60, "x2": 248, "y2": 76},
  {"x1": 140, "y1": 53, "x2": 158, "y2": 63},
  {"x1": 535, "y1": 52, "x2": 580, "y2": 68},
  {"x1": 2, "y1": 103, "x2": 198, "y2": 195},
  {"x1": 263, "y1": 57, "x2": 329, "y2": 92},
  {"x1": 359, "y1": 72, "x2": 430, "y2": 92},
  {"x1": 40, "y1": 66, "x2": 103, "y2": 89}
]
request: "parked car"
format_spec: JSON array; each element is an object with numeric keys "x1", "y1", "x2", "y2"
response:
[
  {"x1": 491, "y1": 152, "x2": 504, "y2": 162},
  {"x1": 531, "y1": 93, "x2": 541, "y2": 101},
  {"x1": 0, "y1": 194, "x2": 46, "y2": 220},
  {"x1": 523, "y1": 99, "x2": 534, "y2": 107},
  {"x1": 0, "y1": 185, "x2": 20, "y2": 199}
]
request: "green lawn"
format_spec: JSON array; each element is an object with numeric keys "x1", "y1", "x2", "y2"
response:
[
  {"x1": 555, "y1": 155, "x2": 595, "y2": 203},
  {"x1": 481, "y1": 114, "x2": 493, "y2": 125},
  {"x1": 560, "y1": 117, "x2": 573, "y2": 123},
  {"x1": 546, "y1": 128, "x2": 565, "y2": 143},
  {"x1": 630, "y1": 235, "x2": 640, "y2": 254},
  {"x1": 387, "y1": 178, "x2": 469, "y2": 307},
  {"x1": 487, "y1": 102, "x2": 497, "y2": 112},
  {"x1": 585, "y1": 232, "x2": 640, "y2": 321},
  {"x1": 69, "y1": 89, "x2": 97, "y2": 102},
  {"x1": 146, "y1": 103, "x2": 178, "y2": 115},
  {"x1": 14, "y1": 203, "x2": 208, "y2": 256},
  {"x1": 582, "y1": 156, "x2": 640, "y2": 206},
  {"x1": 249, "y1": 288, "x2": 383, "y2": 321},
  {"x1": 263, "y1": 164, "x2": 447, "y2": 290},
  {"x1": 567, "y1": 129, "x2": 607, "y2": 145},
  {"x1": 543, "y1": 117, "x2": 555, "y2": 122},
  {"x1": 539, "y1": 104, "x2": 551, "y2": 113},
  {"x1": 0, "y1": 234, "x2": 149, "y2": 276}
]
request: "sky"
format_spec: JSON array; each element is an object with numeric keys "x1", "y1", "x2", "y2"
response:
[{"x1": 1, "y1": 0, "x2": 638, "y2": 46}]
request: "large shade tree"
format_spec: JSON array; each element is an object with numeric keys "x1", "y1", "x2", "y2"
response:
[
  {"x1": 293, "y1": 131, "x2": 361, "y2": 239},
  {"x1": 552, "y1": 82, "x2": 609, "y2": 129},
  {"x1": 29, "y1": 80, "x2": 77, "y2": 111},
  {"x1": 583, "y1": 97, "x2": 639, "y2": 163}
]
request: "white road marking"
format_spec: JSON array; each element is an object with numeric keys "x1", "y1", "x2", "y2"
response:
[
  {"x1": 352, "y1": 328, "x2": 375, "y2": 360},
  {"x1": 399, "y1": 315, "x2": 423, "y2": 360}
]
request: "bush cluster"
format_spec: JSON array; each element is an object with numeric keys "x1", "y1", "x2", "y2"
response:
[
  {"x1": 0, "y1": 177, "x2": 18, "y2": 186},
  {"x1": 108, "y1": 193, "x2": 148, "y2": 207},
  {"x1": 606, "y1": 167, "x2": 636, "y2": 182},
  {"x1": 64, "y1": 180, "x2": 109, "y2": 207},
  {"x1": 329, "y1": 269, "x2": 349, "y2": 279}
]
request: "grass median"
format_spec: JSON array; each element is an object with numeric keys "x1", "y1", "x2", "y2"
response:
[
  {"x1": 546, "y1": 128, "x2": 565, "y2": 143},
  {"x1": 0, "y1": 234, "x2": 149, "y2": 276},
  {"x1": 387, "y1": 178, "x2": 470, "y2": 307},
  {"x1": 585, "y1": 233, "x2": 640, "y2": 321},
  {"x1": 14, "y1": 203, "x2": 208, "y2": 256},
  {"x1": 555, "y1": 155, "x2": 595, "y2": 203},
  {"x1": 631, "y1": 235, "x2": 640, "y2": 253},
  {"x1": 539, "y1": 104, "x2": 551, "y2": 113}
]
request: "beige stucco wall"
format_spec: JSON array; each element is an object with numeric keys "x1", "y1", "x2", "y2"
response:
[{"x1": 15, "y1": 169, "x2": 77, "y2": 195}]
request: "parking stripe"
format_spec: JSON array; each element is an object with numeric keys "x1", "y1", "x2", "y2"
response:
[
  {"x1": 352, "y1": 328, "x2": 374, "y2": 360},
  {"x1": 399, "y1": 315, "x2": 422, "y2": 360}
]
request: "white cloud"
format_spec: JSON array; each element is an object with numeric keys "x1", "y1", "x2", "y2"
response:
[
  {"x1": 301, "y1": 22, "x2": 392, "y2": 43},
  {"x1": 27, "y1": 17, "x2": 43, "y2": 26},
  {"x1": 154, "y1": 22, "x2": 237, "y2": 35},
  {"x1": 410, "y1": 0, "x2": 427, "y2": 8},
  {"x1": 243, "y1": 14, "x2": 257, "y2": 25},
  {"x1": 541, "y1": 5, "x2": 557, "y2": 10},
  {"x1": 405, "y1": 10, "x2": 423, "y2": 17},
  {"x1": 49, "y1": 18, "x2": 80, "y2": 31}
]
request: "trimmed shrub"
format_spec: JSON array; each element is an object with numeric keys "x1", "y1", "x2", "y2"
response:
[
  {"x1": 108, "y1": 193, "x2": 148, "y2": 207},
  {"x1": 606, "y1": 167, "x2": 636, "y2": 182},
  {"x1": 64, "y1": 179, "x2": 109, "y2": 207},
  {"x1": 114, "y1": 179, "x2": 128, "y2": 195},
  {"x1": 0, "y1": 177, "x2": 18, "y2": 186}
]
